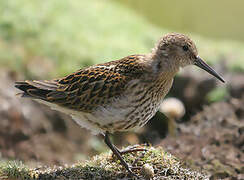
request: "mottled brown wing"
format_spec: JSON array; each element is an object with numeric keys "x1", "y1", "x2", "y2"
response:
[
  {"x1": 52, "y1": 55, "x2": 146, "y2": 112},
  {"x1": 15, "y1": 55, "x2": 146, "y2": 112}
]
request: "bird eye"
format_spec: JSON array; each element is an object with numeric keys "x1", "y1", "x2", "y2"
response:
[{"x1": 182, "y1": 45, "x2": 189, "y2": 51}]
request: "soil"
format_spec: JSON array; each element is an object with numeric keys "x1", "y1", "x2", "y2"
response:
[
  {"x1": 0, "y1": 65, "x2": 243, "y2": 179},
  {"x1": 160, "y1": 99, "x2": 244, "y2": 179}
]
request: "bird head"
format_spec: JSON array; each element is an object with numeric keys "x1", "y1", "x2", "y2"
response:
[{"x1": 153, "y1": 33, "x2": 225, "y2": 83}]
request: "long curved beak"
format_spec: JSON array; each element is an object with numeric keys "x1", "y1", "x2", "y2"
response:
[{"x1": 194, "y1": 57, "x2": 225, "y2": 83}]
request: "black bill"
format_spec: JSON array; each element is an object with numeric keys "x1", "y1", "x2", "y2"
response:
[{"x1": 194, "y1": 57, "x2": 225, "y2": 83}]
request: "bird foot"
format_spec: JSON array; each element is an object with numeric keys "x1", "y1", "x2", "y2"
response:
[
  {"x1": 127, "y1": 166, "x2": 142, "y2": 179},
  {"x1": 118, "y1": 144, "x2": 148, "y2": 155},
  {"x1": 119, "y1": 147, "x2": 147, "y2": 155},
  {"x1": 128, "y1": 170, "x2": 139, "y2": 179}
]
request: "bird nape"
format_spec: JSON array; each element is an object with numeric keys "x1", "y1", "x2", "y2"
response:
[{"x1": 15, "y1": 33, "x2": 224, "y2": 178}]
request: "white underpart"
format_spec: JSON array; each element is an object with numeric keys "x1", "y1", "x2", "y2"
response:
[
  {"x1": 35, "y1": 90, "x2": 135, "y2": 135},
  {"x1": 35, "y1": 99, "x2": 104, "y2": 135},
  {"x1": 34, "y1": 78, "x2": 173, "y2": 135}
]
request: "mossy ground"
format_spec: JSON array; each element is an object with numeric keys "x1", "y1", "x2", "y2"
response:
[{"x1": 0, "y1": 146, "x2": 208, "y2": 180}]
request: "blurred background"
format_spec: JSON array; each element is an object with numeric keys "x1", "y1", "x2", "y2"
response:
[{"x1": 0, "y1": 0, "x2": 243, "y2": 179}]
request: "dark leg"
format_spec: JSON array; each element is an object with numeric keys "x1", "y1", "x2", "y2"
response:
[
  {"x1": 104, "y1": 131, "x2": 139, "y2": 178},
  {"x1": 100, "y1": 133, "x2": 147, "y2": 155}
]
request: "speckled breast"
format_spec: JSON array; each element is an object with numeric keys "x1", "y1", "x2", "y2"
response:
[{"x1": 97, "y1": 75, "x2": 174, "y2": 133}]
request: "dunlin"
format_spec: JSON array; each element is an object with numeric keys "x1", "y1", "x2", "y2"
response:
[{"x1": 15, "y1": 33, "x2": 225, "y2": 177}]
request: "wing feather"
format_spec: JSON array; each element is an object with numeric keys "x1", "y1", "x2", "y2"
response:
[{"x1": 15, "y1": 55, "x2": 146, "y2": 112}]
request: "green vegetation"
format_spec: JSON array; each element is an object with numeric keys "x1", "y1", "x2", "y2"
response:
[
  {"x1": 0, "y1": 0, "x2": 244, "y2": 80},
  {"x1": 206, "y1": 87, "x2": 229, "y2": 103},
  {"x1": 118, "y1": 0, "x2": 244, "y2": 42},
  {"x1": 0, "y1": 146, "x2": 208, "y2": 179},
  {"x1": 0, "y1": 0, "x2": 163, "y2": 78}
]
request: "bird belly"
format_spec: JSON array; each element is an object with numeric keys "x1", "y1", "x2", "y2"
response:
[
  {"x1": 94, "y1": 94, "x2": 161, "y2": 133},
  {"x1": 35, "y1": 99, "x2": 105, "y2": 135},
  {"x1": 36, "y1": 96, "x2": 157, "y2": 135},
  {"x1": 35, "y1": 77, "x2": 173, "y2": 135},
  {"x1": 97, "y1": 77, "x2": 174, "y2": 132},
  {"x1": 92, "y1": 80, "x2": 166, "y2": 132}
]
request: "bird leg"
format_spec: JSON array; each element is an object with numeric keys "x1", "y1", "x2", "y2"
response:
[
  {"x1": 100, "y1": 133, "x2": 147, "y2": 155},
  {"x1": 104, "y1": 131, "x2": 139, "y2": 178}
]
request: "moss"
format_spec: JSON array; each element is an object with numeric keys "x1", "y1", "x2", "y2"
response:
[
  {"x1": 0, "y1": 146, "x2": 209, "y2": 180},
  {"x1": 0, "y1": 161, "x2": 32, "y2": 179}
]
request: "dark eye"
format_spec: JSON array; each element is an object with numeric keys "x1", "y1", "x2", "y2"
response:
[{"x1": 182, "y1": 45, "x2": 189, "y2": 51}]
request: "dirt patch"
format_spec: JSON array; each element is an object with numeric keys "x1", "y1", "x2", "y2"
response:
[{"x1": 160, "y1": 99, "x2": 244, "y2": 179}]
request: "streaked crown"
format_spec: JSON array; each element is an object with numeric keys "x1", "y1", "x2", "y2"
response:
[{"x1": 152, "y1": 33, "x2": 224, "y2": 83}]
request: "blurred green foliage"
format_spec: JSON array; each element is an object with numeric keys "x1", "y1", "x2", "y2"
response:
[
  {"x1": 0, "y1": 0, "x2": 244, "y2": 79},
  {"x1": 0, "y1": 0, "x2": 163, "y2": 78},
  {"x1": 118, "y1": 0, "x2": 244, "y2": 42},
  {"x1": 206, "y1": 87, "x2": 229, "y2": 103}
]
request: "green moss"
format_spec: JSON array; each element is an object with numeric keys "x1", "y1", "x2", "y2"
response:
[
  {"x1": 0, "y1": 146, "x2": 208, "y2": 180},
  {"x1": 0, "y1": 160, "x2": 31, "y2": 179}
]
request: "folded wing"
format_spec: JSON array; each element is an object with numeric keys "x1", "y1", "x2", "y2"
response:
[{"x1": 15, "y1": 55, "x2": 146, "y2": 113}]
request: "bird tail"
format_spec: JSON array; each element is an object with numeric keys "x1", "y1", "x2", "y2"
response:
[{"x1": 15, "y1": 80, "x2": 59, "y2": 99}]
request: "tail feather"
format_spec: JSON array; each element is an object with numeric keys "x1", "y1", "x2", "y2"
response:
[
  {"x1": 15, "y1": 80, "x2": 68, "y2": 103},
  {"x1": 15, "y1": 81, "x2": 54, "y2": 99},
  {"x1": 25, "y1": 80, "x2": 58, "y2": 90}
]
